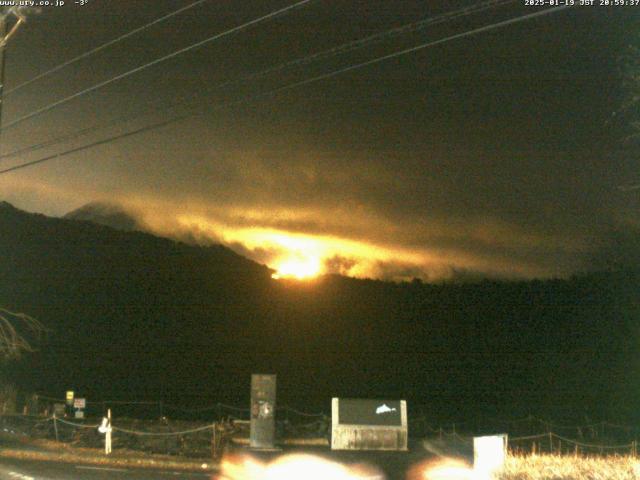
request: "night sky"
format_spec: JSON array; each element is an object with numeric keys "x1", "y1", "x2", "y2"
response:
[{"x1": 0, "y1": 1, "x2": 637, "y2": 281}]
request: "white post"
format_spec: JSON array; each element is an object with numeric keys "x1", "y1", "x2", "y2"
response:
[
  {"x1": 106, "y1": 409, "x2": 112, "y2": 454},
  {"x1": 474, "y1": 434, "x2": 507, "y2": 480},
  {"x1": 53, "y1": 413, "x2": 59, "y2": 442},
  {"x1": 99, "y1": 409, "x2": 112, "y2": 454}
]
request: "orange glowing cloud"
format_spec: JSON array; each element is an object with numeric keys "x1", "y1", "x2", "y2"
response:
[
  {"x1": 117, "y1": 199, "x2": 559, "y2": 282},
  {"x1": 163, "y1": 213, "x2": 440, "y2": 280},
  {"x1": 1, "y1": 178, "x2": 582, "y2": 282}
]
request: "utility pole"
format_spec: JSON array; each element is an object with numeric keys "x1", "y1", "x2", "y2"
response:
[
  {"x1": 0, "y1": 14, "x2": 6, "y2": 132},
  {"x1": 0, "y1": 7, "x2": 30, "y2": 143}
]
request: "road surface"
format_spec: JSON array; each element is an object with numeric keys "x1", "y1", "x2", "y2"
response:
[{"x1": 0, "y1": 457, "x2": 213, "y2": 480}]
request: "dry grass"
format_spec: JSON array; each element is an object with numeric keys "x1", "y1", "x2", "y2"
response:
[
  {"x1": 497, "y1": 453, "x2": 640, "y2": 480},
  {"x1": 0, "y1": 446, "x2": 218, "y2": 472},
  {"x1": 0, "y1": 431, "x2": 216, "y2": 472}
]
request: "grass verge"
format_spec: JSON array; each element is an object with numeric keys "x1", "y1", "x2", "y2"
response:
[
  {"x1": 0, "y1": 432, "x2": 217, "y2": 472},
  {"x1": 497, "y1": 453, "x2": 640, "y2": 480}
]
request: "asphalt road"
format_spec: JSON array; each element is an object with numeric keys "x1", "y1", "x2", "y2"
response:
[
  {"x1": 0, "y1": 433, "x2": 471, "y2": 480},
  {"x1": 0, "y1": 458, "x2": 213, "y2": 480}
]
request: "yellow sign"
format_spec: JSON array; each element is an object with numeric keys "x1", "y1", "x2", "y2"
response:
[{"x1": 66, "y1": 391, "x2": 74, "y2": 404}]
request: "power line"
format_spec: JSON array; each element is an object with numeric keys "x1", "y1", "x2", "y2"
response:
[
  {"x1": 0, "y1": 103, "x2": 166, "y2": 162},
  {"x1": 219, "y1": 0, "x2": 516, "y2": 88},
  {"x1": 0, "y1": 113, "x2": 191, "y2": 175},
  {"x1": 256, "y1": 5, "x2": 572, "y2": 104},
  {"x1": 0, "y1": 8, "x2": 28, "y2": 150},
  {"x1": 0, "y1": 0, "x2": 315, "y2": 134},
  {"x1": 4, "y1": 0, "x2": 210, "y2": 97},
  {"x1": 0, "y1": 0, "x2": 517, "y2": 164},
  {"x1": 0, "y1": 6, "x2": 572, "y2": 177}
]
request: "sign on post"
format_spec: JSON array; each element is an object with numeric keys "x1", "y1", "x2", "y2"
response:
[
  {"x1": 250, "y1": 374, "x2": 277, "y2": 449},
  {"x1": 474, "y1": 434, "x2": 508, "y2": 479},
  {"x1": 331, "y1": 398, "x2": 408, "y2": 451},
  {"x1": 65, "y1": 391, "x2": 74, "y2": 405},
  {"x1": 73, "y1": 398, "x2": 86, "y2": 419}
]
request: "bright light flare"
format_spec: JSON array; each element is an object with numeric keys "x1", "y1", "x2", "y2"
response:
[
  {"x1": 271, "y1": 255, "x2": 322, "y2": 280},
  {"x1": 407, "y1": 458, "x2": 475, "y2": 480},
  {"x1": 218, "y1": 454, "x2": 384, "y2": 480}
]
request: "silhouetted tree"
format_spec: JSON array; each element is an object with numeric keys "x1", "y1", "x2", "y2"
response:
[{"x1": 0, "y1": 308, "x2": 44, "y2": 360}]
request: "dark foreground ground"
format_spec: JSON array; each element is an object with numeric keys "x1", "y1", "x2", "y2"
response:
[
  {"x1": 0, "y1": 447, "x2": 455, "y2": 480},
  {"x1": 222, "y1": 438, "x2": 474, "y2": 480},
  {"x1": 0, "y1": 456, "x2": 213, "y2": 480},
  {"x1": 0, "y1": 433, "x2": 474, "y2": 480}
]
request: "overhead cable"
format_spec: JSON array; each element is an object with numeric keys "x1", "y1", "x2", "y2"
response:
[
  {"x1": 0, "y1": 6, "x2": 572, "y2": 176},
  {"x1": 0, "y1": 0, "x2": 514, "y2": 164},
  {"x1": 4, "y1": 0, "x2": 211, "y2": 97},
  {"x1": 0, "y1": 0, "x2": 315, "y2": 133}
]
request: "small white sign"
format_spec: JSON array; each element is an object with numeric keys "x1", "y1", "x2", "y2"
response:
[
  {"x1": 474, "y1": 434, "x2": 507, "y2": 479},
  {"x1": 74, "y1": 410, "x2": 85, "y2": 419},
  {"x1": 73, "y1": 398, "x2": 86, "y2": 409}
]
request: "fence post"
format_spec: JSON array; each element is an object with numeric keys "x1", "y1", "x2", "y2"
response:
[
  {"x1": 105, "y1": 409, "x2": 112, "y2": 455},
  {"x1": 98, "y1": 409, "x2": 112, "y2": 454},
  {"x1": 212, "y1": 422, "x2": 218, "y2": 460},
  {"x1": 53, "y1": 413, "x2": 59, "y2": 442},
  {"x1": 548, "y1": 432, "x2": 552, "y2": 453}
]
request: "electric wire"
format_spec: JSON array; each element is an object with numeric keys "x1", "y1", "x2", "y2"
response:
[
  {"x1": 0, "y1": 6, "x2": 572, "y2": 176},
  {"x1": 0, "y1": 113, "x2": 191, "y2": 175},
  {"x1": 0, "y1": 102, "x2": 173, "y2": 163},
  {"x1": 250, "y1": 5, "x2": 572, "y2": 107},
  {"x1": 4, "y1": 0, "x2": 211, "y2": 97},
  {"x1": 214, "y1": 0, "x2": 516, "y2": 89},
  {"x1": 0, "y1": 0, "x2": 515, "y2": 165},
  {"x1": 0, "y1": 0, "x2": 315, "y2": 133}
]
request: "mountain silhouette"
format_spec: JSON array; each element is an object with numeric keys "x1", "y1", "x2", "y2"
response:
[
  {"x1": 63, "y1": 201, "x2": 143, "y2": 232},
  {"x1": 1, "y1": 201, "x2": 638, "y2": 426}
]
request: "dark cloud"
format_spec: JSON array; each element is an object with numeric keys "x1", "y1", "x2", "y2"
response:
[
  {"x1": 324, "y1": 255, "x2": 357, "y2": 276},
  {"x1": 587, "y1": 222, "x2": 640, "y2": 273},
  {"x1": 0, "y1": 3, "x2": 637, "y2": 280}
]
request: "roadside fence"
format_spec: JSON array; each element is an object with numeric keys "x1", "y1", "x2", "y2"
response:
[
  {"x1": 14, "y1": 395, "x2": 640, "y2": 457},
  {"x1": 32, "y1": 394, "x2": 326, "y2": 422},
  {"x1": 509, "y1": 431, "x2": 638, "y2": 457}
]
